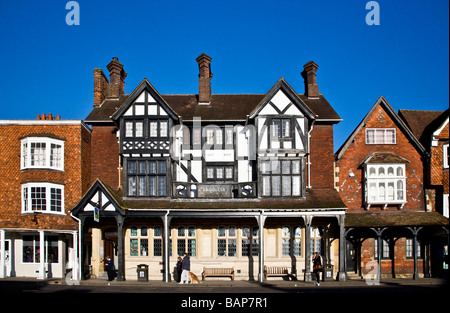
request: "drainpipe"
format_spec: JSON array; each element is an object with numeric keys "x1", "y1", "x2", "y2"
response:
[
  {"x1": 307, "y1": 122, "x2": 314, "y2": 188},
  {"x1": 70, "y1": 212, "x2": 82, "y2": 281},
  {"x1": 163, "y1": 210, "x2": 171, "y2": 282}
]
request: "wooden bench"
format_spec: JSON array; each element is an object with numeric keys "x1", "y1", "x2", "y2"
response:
[
  {"x1": 264, "y1": 266, "x2": 296, "y2": 280},
  {"x1": 202, "y1": 267, "x2": 235, "y2": 281}
]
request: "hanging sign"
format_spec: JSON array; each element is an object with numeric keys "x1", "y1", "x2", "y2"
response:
[{"x1": 94, "y1": 206, "x2": 100, "y2": 222}]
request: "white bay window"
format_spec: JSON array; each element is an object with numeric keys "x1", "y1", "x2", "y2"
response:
[
  {"x1": 22, "y1": 183, "x2": 64, "y2": 214},
  {"x1": 21, "y1": 137, "x2": 64, "y2": 171},
  {"x1": 365, "y1": 164, "x2": 406, "y2": 209}
]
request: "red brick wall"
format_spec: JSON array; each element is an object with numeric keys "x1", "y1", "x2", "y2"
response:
[
  {"x1": 336, "y1": 104, "x2": 426, "y2": 212},
  {"x1": 90, "y1": 125, "x2": 120, "y2": 188},
  {"x1": 309, "y1": 123, "x2": 335, "y2": 188},
  {"x1": 361, "y1": 238, "x2": 424, "y2": 277},
  {"x1": 0, "y1": 122, "x2": 91, "y2": 231}
]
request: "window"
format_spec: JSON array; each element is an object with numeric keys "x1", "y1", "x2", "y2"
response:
[
  {"x1": 21, "y1": 137, "x2": 64, "y2": 171},
  {"x1": 406, "y1": 238, "x2": 422, "y2": 259},
  {"x1": 149, "y1": 120, "x2": 168, "y2": 138},
  {"x1": 271, "y1": 119, "x2": 291, "y2": 138},
  {"x1": 366, "y1": 128, "x2": 396, "y2": 144},
  {"x1": 22, "y1": 235, "x2": 58, "y2": 263},
  {"x1": 127, "y1": 159, "x2": 167, "y2": 197},
  {"x1": 310, "y1": 227, "x2": 324, "y2": 256},
  {"x1": 374, "y1": 239, "x2": 390, "y2": 259},
  {"x1": 217, "y1": 226, "x2": 236, "y2": 257},
  {"x1": 206, "y1": 164, "x2": 234, "y2": 182},
  {"x1": 261, "y1": 159, "x2": 302, "y2": 197},
  {"x1": 22, "y1": 183, "x2": 64, "y2": 214},
  {"x1": 177, "y1": 227, "x2": 196, "y2": 257},
  {"x1": 366, "y1": 164, "x2": 406, "y2": 204},
  {"x1": 130, "y1": 226, "x2": 150, "y2": 257},
  {"x1": 241, "y1": 226, "x2": 259, "y2": 257},
  {"x1": 444, "y1": 143, "x2": 449, "y2": 169}
]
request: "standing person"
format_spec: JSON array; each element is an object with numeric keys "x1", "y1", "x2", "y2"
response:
[
  {"x1": 105, "y1": 256, "x2": 116, "y2": 281},
  {"x1": 312, "y1": 252, "x2": 322, "y2": 286},
  {"x1": 176, "y1": 257, "x2": 183, "y2": 282},
  {"x1": 179, "y1": 252, "x2": 190, "y2": 284}
]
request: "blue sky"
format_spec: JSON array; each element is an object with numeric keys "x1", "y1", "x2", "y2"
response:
[{"x1": 0, "y1": 0, "x2": 448, "y2": 150}]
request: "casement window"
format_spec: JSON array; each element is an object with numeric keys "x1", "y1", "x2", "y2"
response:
[
  {"x1": 125, "y1": 121, "x2": 144, "y2": 137},
  {"x1": 406, "y1": 238, "x2": 422, "y2": 259},
  {"x1": 217, "y1": 226, "x2": 237, "y2": 257},
  {"x1": 130, "y1": 226, "x2": 149, "y2": 256},
  {"x1": 374, "y1": 239, "x2": 390, "y2": 259},
  {"x1": 241, "y1": 226, "x2": 259, "y2": 257},
  {"x1": 127, "y1": 159, "x2": 167, "y2": 197},
  {"x1": 22, "y1": 183, "x2": 64, "y2": 214},
  {"x1": 21, "y1": 137, "x2": 64, "y2": 171},
  {"x1": 282, "y1": 226, "x2": 302, "y2": 257},
  {"x1": 365, "y1": 164, "x2": 406, "y2": 204},
  {"x1": 443, "y1": 143, "x2": 449, "y2": 169},
  {"x1": 366, "y1": 128, "x2": 396, "y2": 145},
  {"x1": 310, "y1": 227, "x2": 324, "y2": 256},
  {"x1": 129, "y1": 226, "x2": 172, "y2": 257},
  {"x1": 176, "y1": 226, "x2": 196, "y2": 257},
  {"x1": 22, "y1": 235, "x2": 59, "y2": 263},
  {"x1": 149, "y1": 120, "x2": 168, "y2": 138},
  {"x1": 206, "y1": 164, "x2": 234, "y2": 182},
  {"x1": 261, "y1": 159, "x2": 302, "y2": 197},
  {"x1": 204, "y1": 126, "x2": 233, "y2": 148},
  {"x1": 271, "y1": 119, "x2": 291, "y2": 138}
]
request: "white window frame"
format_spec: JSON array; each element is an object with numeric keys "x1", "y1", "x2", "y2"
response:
[
  {"x1": 443, "y1": 143, "x2": 449, "y2": 169},
  {"x1": 21, "y1": 182, "x2": 65, "y2": 214},
  {"x1": 21, "y1": 137, "x2": 64, "y2": 171},
  {"x1": 365, "y1": 128, "x2": 396, "y2": 145},
  {"x1": 365, "y1": 164, "x2": 406, "y2": 206}
]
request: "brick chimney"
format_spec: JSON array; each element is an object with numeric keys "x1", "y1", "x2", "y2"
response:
[
  {"x1": 93, "y1": 68, "x2": 109, "y2": 107},
  {"x1": 196, "y1": 53, "x2": 213, "y2": 104},
  {"x1": 106, "y1": 57, "x2": 127, "y2": 99},
  {"x1": 301, "y1": 61, "x2": 319, "y2": 98}
]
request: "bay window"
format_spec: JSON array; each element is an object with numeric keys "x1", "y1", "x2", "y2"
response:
[
  {"x1": 365, "y1": 164, "x2": 406, "y2": 207},
  {"x1": 21, "y1": 183, "x2": 64, "y2": 214},
  {"x1": 21, "y1": 137, "x2": 64, "y2": 171}
]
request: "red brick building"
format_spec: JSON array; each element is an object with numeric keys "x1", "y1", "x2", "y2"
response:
[
  {"x1": 335, "y1": 97, "x2": 448, "y2": 279},
  {"x1": 0, "y1": 115, "x2": 91, "y2": 279}
]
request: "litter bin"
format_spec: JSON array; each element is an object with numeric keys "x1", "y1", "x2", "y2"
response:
[
  {"x1": 322, "y1": 264, "x2": 334, "y2": 281},
  {"x1": 137, "y1": 264, "x2": 149, "y2": 281}
]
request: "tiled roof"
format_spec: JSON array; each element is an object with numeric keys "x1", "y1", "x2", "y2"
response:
[
  {"x1": 345, "y1": 211, "x2": 448, "y2": 228},
  {"x1": 398, "y1": 109, "x2": 448, "y2": 148},
  {"x1": 85, "y1": 93, "x2": 341, "y2": 123}
]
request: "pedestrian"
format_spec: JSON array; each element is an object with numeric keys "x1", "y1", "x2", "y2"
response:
[
  {"x1": 312, "y1": 252, "x2": 322, "y2": 286},
  {"x1": 105, "y1": 256, "x2": 116, "y2": 281},
  {"x1": 176, "y1": 256, "x2": 183, "y2": 282},
  {"x1": 179, "y1": 252, "x2": 190, "y2": 284}
]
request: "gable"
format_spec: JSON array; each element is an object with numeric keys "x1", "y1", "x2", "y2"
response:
[
  {"x1": 111, "y1": 79, "x2": 178, "y2": 121},
  {"x1": 249, "y1": 78, "x2": 316, "y2": 120},
  {"x1": 71, "y1": 180, "x2": 125, "y2": 217},
  {"x1": 336, "y1": 96, "x2": 426, "y2": 160}
]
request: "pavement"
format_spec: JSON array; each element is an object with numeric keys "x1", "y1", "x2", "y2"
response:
[{"x1": 1, "y1": 275, "x2": 448, "y2": 291}]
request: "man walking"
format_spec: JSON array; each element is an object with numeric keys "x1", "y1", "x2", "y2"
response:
[{"x1": 179, "y1": 252, "x2": 190, "y2": 284}]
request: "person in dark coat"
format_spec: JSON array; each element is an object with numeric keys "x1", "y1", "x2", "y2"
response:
[
  {"x1": 179, "y1": 252, "x2": 190, "y2": 284},
  {"x1": 176, "y1": 257, "x2": 183, "y2": 282},
  {"x1": 312, "y1": 252, "x2": 322, "y2": 286},
  {"x1": 105, "y1": 256, "x2": 116, "y2": 281}
]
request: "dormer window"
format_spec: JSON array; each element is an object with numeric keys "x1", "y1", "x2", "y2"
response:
[{"x1": 21, "y1": 137, "x2": 64, "y2": 171}]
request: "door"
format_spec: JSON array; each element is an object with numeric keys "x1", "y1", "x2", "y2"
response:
[{"x1": 346, "y1": 241, "x2": 356, "y2": 274}]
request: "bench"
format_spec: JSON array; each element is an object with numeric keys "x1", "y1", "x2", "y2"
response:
[
  {"x1": 202, "y1": 267, "x2": 235, "y2": 281},
  {"x1": 264, "y1": 266, "x2": 296, "y2": 280}
]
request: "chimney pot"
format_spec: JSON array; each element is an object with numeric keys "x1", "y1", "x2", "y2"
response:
[
  {"x1": 196, "y1": 53, "x2": 213, "y2": 104},
  {"x1": 301, "y1": 61, "x2": 320, "y2": 98}
]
